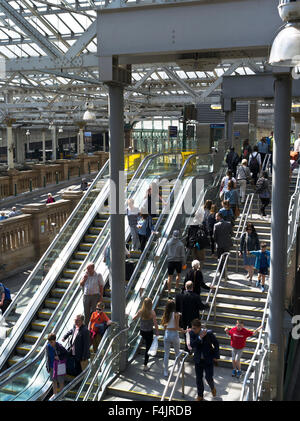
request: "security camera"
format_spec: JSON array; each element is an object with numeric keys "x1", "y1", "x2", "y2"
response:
[{"x1": 278, "y1": 0, "x2": 300, "y2": 22}]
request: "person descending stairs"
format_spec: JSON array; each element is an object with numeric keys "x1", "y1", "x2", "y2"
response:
[{"x1": 101, "y1": 171, "x2": 298, "y2": 402}]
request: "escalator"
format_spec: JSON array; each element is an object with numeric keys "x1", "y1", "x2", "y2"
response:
[
  {"x1": 51, "y1": 155, "x2": 218, "y2": 401},
  {"x1": 0, "y1": 153, "x2": 161, "y2": 374},
  {"x1": 0, "y1": 152, "x2": 196, "y2": 400}
]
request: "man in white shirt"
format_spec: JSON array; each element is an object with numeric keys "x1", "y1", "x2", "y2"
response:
[
  {"x1": 80, "y1": 262, "x2": 104, "y2": 326},
  {"x1": 294, "y1": 133, "x2": 300, "y2": 153}
]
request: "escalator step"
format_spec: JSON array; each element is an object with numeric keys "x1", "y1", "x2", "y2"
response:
[
  {"x1": 56, "y1": 279, "x2": 71, "y2": 289},
  {"x1": 45, "y1": 297, "x2": 60, "y2": 308},
  {"x1": 31, "y1": 319, "x2": 47, "y2": 331},
  {"x1": 74, "y1": 251, "x2": 88, "y2": 260},
  {"x1": 38, "y1": 307, "x2": 54, "y2": 320},
  {"x1": 24, "y1": 331, "x2": 41, "y2": 344},
  {"x1": 79, "y1": 243, "x2": 93, "y2": 251}
]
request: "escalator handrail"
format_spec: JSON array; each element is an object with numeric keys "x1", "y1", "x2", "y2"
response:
[
  {"x1": 55, "y1": 163, "x2": 224, "y2": 402},
  {"x1": 0, "y1": 155, "x2": 163, "y2": 385},
  {"x1": 0, "y1": 154, "x2": 159, "y2": 380},
  {"x1": 0, "y1": 183, "x2": 113, "y2": 380},
  {"x1": 0, "y1": 153, "x2": 200, "y2": 398},
  {"x1": 125, "y1": 153, "x2": 210, "y2": 297},
  {"x1": 83, "y1": 175, "x2": 218, "y2": 402},
  {"x1": 0, "y1": 158, "x2": 109, "y2": 323},
  {"x1": 0, "y1": 153, "x2": 155, "y2": 324}
]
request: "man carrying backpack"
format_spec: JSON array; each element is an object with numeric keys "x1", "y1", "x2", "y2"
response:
[
  {"x1": 186, "y1": 222, "x2": 209, "y2": 269},
  {"x1": 248, "y1": 145, "x2": 261, "y2": 186},
  {"x1": 0, "y1": 282, "x2": 12, "y2": 315}
]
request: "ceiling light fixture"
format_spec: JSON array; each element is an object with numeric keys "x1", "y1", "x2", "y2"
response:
[{"x1": 269, "y1": 1, "x2": 300, "y2": 67}]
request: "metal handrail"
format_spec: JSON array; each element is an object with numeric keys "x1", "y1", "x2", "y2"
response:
[
  {"x1": 76, "y1": 161, "x2": 225, "y2": 402},
  {"x1": 161, "y1": 351, "x2": 188, "y2": 401},
  {"x1": 240, "y1": 169, "x2": 300, "y2": 401},
  {"x1": 0, "y1": 154, "x2": 158, "y2": 380},
  {"x1": 202, "y1": 252, "x2": 230, "y2": 323},
  {"x1": 0, "y1": 217, "x2": 117, "y2": 385},
  {"x1": 240, "y1": 291, "x2": 270, "y2": 401},
  {"x1": 76, "y1": 170, "x2": 208, "y2": 402},
  {"x1": 0, "y1": 159, "x2": 109, "y2": 322},
  {"x1": 125, "y1": 153, "x2": 207, "y2": 295},
  {"x1": 234, "y1": 193, "x2": 255, "y2": 271},
  {"x1": 262, "y1": 153, "x2": 271, "y2": 174}
]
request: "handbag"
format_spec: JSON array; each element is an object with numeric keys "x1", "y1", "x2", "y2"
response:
[
  {"x1": 148, "y1": 335, "x2": 159, "y2": 356},
  {"x1": 53, "y1": 358, "x2": 66, "y2": 378}
]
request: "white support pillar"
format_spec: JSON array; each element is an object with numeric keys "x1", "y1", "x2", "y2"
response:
[
  {"x1": 42, "y1": 129, "x2": 46, "y2": 163},
  {"x1": 77, "y1": 122, "x2": 85, "y2": 155},
  {"x1": 51, "y1": 126, "x2": 57, "y2": 161},
  {"x1": 6, "y1": 120, "x2": 14, "y2": 169}
]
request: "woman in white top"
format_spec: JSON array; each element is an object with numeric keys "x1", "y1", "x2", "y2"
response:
[
  {"x1": 161, "y1": 299, "x2": 185, "y2": 378},
  {"x1": 236, "y1": 159, "x2": 251, "y2": 203},
  {"x1": 220, "y1": 170, "x2": 237, "y2": 200}
]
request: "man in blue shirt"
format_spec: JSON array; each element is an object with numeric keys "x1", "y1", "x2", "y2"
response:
[{"x1": 257, "y1": 138, "x2": 269, "y2": 171}]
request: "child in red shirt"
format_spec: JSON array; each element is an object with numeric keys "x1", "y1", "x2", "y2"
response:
[
  {"x1": 225, "y1": 320, "x2": 262, "y2": 378},
  {"x1": 88, "y1": 302, "x2": 112, "y2": 352}
]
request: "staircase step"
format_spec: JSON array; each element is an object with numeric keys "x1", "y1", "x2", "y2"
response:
[{"x1": 105, "y1": 386, "x2": 180, "y2": 402}]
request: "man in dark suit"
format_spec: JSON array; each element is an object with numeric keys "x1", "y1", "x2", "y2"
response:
[
  {"x1": 213, "y1": 212, "x2": 233, "y2": 273},
  {"x1": 63, "y1": 314, "x2": 91, "y2": 374},
  {"x1": 188, "y1": 318, "x2": 220, "y2": 401},
  {"x1": 176, "y1": 281, "x2": 209, "y2": 337}
]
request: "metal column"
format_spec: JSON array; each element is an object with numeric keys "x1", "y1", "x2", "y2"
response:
[
  {"x1": 6, "y1": 122, "x2": 14, "y2": 169},
  {"x1": 108, "y1": 83, "x2": 126, "y2": 371},
  {"x1": 42, "y1": 130, "x2": 46, "y2": 163},
  {"x1": 269, "y1": 73, "x2": 292, "y2": 401},
  {"x1": 78, "y1": 127, "x2": 84, "y2": 155},
  {"x1": 51, "y1": 126, "x2": 57, "y2": 161},
  {"x1": 225, "y1": 111, "x2": 234, "y2": 148}
]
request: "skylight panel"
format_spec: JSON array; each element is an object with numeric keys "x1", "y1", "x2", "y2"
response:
[
  {"x1": 176, "y1": 70, "x2": 187, "y2": 79},
  {"x1": 195, "y1": 71, "x2": 207, "y2": 78},
  {"x1": 157, "y1": 71, "x2": 169, "y2": 80},
  {"x1": 0, "y1": 46, "x2": 18, "y2": 58},
  {"x1": 186, "y1": 71, "x2": 197, "y2": 79}
]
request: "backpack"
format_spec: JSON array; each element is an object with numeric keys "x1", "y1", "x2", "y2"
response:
[
  {"x1": 249, "y1": 154, "x2": 259, "y2": 172},
  {"x1": 256, "y1": 179, "x2": 267, "y2": 195},
  {"x1": 0, "y1": 283, "x2": 11, "y2": 301},
  {"x1": 187, "y1": 225, "x2": 209, "y2": 249}
]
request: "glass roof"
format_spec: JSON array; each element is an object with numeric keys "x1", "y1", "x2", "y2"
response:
[{"x1": 0, "y1": 1, "x2": 268, "y2": 125}]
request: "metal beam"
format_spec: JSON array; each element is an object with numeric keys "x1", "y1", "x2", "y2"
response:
[
  {"x1": 98, "y1": 0, "x2": 281, "y2": 61},
  {"x1": 0, "y1": 0, "x2": 64, "y2": 59},
  {"x1": 222, "y1": 73, "x2": 300, "y2": 100},
  {"x1": 198, "y1": 61, "x2": 243, "y2": 102},
  {"x1": 162, "y1": 66, "x2": 199, "y2": 100},
  {"x1": 64, "y1": 21, "x2": 97, "y2": 61}
]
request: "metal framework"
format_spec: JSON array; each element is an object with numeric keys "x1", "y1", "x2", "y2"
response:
[{"x1": 0, "y1": 0, "x2": 275, "y2": 130}]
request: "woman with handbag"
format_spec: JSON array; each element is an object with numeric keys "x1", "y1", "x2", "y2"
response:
[
  {"x1": 88, "y1": 302, "x2": 112, "y2": 353},
  {"x1": 133, "y1": 297, "x2": 159, "y2": 372},
  {"x1": 45, "y1": 332, "x2": 68, "y2": 399}
]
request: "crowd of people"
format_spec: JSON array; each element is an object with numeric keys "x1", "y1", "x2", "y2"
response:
[{"x1": 2, "y1": 140, "x2": 275, "y2": 401}]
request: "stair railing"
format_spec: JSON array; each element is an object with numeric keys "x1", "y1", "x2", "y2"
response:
[
  {"x1": 52, "y1": 159, "x2": 227, "y2": 402},
  {"x1": 234, "y1": 192, "x2": 255, "y2": 271},
  {"x1": 262, "y1": 153, "x2": 271, "y2": 174},
  {"x1": 161, "y1": 351, "x2": 188, "y2": 401},
  {"x1": 240, "y1": 170, "x2": 300, "y2": 401},
  {"x1": 201, "y1": 252, "x2": 230, "y2": 323},
  {"x1": 240, "y1": 291, "x2": 270, "y2": 401}
]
